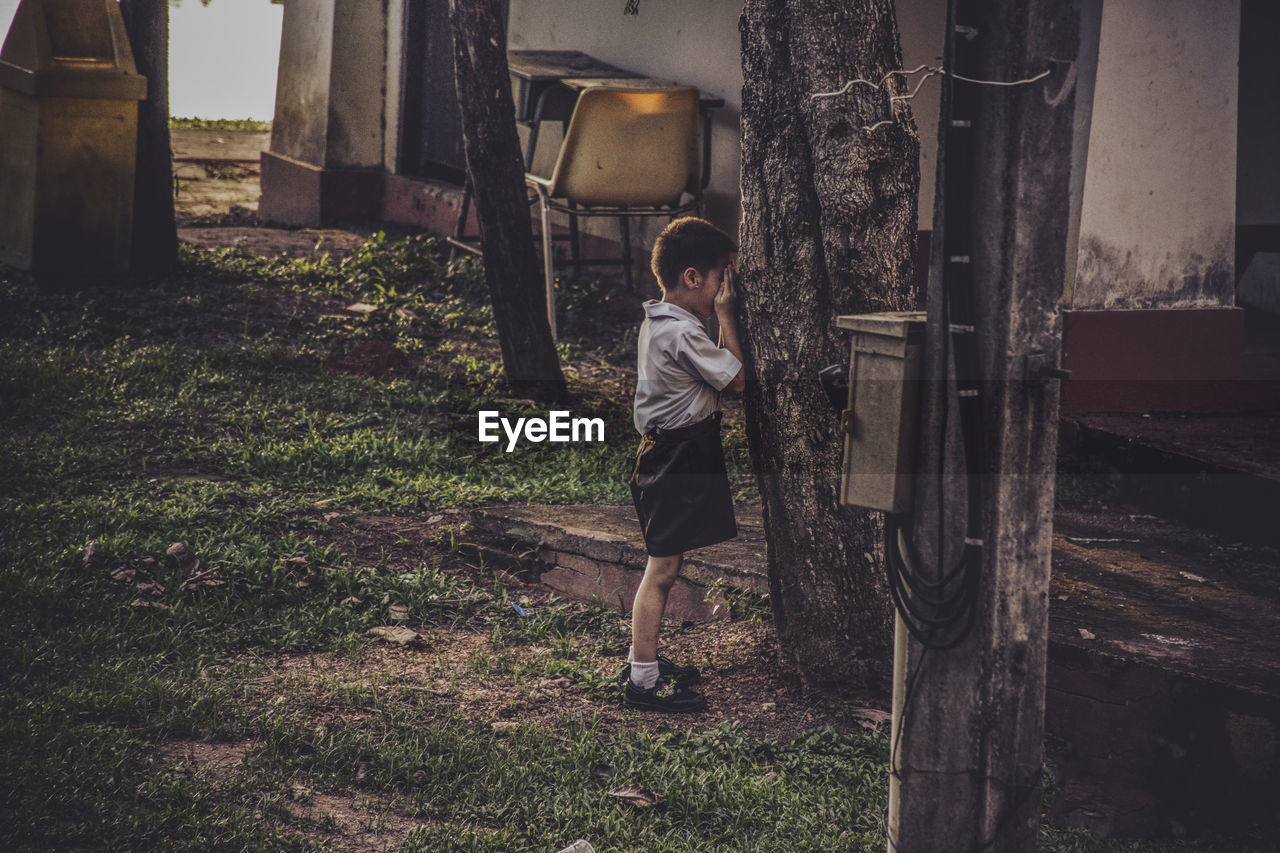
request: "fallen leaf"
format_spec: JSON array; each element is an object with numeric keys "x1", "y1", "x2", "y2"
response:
[
  {"x1": 1065, "y1": 537, "x2": 1140, "y2": 546},
  {"x1": 283, "y1": 556, "x2": 310, "y2": 573},
  {"x1": 388, "y1": 603, "x2": 411, "y2": 622},
  {"x1": 427, "y1": 514, "x2": 444, "y2": 524},
  {"x1": 491, "y1": 721, "x2": 519, "y2": 733},
  {"x1": 1179, "y1": 571, "x2": 1207, "y2": 584},
  {"x1": 345, "y1": 302, "x2": 378, "y2": 314},
  {"x1": 166, "y1": 542, "x2": 200, "y2": 574},
  {"x1": 111, "y1": 566, "x2": 138, "y2": 583},
  {"x1": 1140, "y1": 632, "x2": 1195, "y2": 648},
  {"x1": 1078, "y1": 628, "x2": 1096, "y2": 640},
  {"x1": 366, "y1": 626, "x2": 423, "y2": 645},
  {"x1": 340, "y1": 596, "x2": 360, "y2": 607},
  {"x1": 82, "y1": 541, "x2": 102, "y2": 569},
  {"x1": 608, "y1": 784, "x2": 664, "y2": 809},
  {"x1": 846, "y1": 708, "x2": 892, "y2": 729},
  {"x1": 178, "y1": 569, "x2": 223, "y2": 591},
  {"x1": 131, "y1": 598, "x2": 170, "y2": 611}
]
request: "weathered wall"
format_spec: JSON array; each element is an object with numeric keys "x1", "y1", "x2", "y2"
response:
[{"x1": 1072, "y1": 0, "x2": 1240, "y2": 310}]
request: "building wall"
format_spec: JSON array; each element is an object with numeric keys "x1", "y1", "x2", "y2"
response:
[{"x1": 1072, "y1": 0, "x2": 1241, "y2": 310}]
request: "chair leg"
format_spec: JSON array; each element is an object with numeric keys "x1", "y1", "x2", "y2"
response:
[
  {"x1": 449, "y1": 177, "x2": 475, "y2": 261},
  {"x1": 568, "y1": 201, "x2": 581, "y2": 274},
  {"x1": 540, "y1": 194, "x2": 557, "y2": 341},
  {"x1": 619, "y1": 214, "x2": 633, "y2": 292}
]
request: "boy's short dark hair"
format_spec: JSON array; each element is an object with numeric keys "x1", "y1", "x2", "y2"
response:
[{"x1": 650, "y1": 217, "x2": 737, "y2": 294}]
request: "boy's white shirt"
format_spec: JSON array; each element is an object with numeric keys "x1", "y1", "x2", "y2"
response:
[{"x1": 633, "y1": 300, "x2": 742, "y2": 434}]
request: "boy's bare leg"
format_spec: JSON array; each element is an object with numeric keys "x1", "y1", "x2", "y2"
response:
[{"x1": 631, "y1": 553, "x2": 683, "y2": 664}]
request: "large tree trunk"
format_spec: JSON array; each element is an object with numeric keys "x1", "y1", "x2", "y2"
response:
[
  {"x1": 738, "y1": 0, "x2": 920, "y2": 693},
  {"x1": 448, "y1": 0, "x2": 566, "y2": 400},
  {"x1": 119, "y1": 0, "x2": 177, "y2": 275}
]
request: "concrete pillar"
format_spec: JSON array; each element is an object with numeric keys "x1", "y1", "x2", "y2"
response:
[{"x1": 259, "y1": 0, "x2": 386, "y2": 226}]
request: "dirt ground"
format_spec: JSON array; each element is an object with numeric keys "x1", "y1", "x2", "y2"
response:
[{"x1": 173, "y1": 128, "x2": 381, "y2": 258}]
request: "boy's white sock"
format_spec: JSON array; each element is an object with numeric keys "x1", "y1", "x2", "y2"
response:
[{"x1": 630, "y1": 660, "x2": 660, "y2": 690}]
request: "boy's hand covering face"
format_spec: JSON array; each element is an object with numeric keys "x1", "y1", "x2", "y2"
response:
[{"x1": 714, "y1": 261, "x2": 736, "y2": 316}]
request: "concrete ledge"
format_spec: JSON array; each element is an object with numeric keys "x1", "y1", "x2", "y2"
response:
[
  {"x1": 1059, "y1": 412, "x2": 1280, "y2": 546},
  {"x1": 1061, "y1": 307, "x2": 1280, "y2": 413},
  {"x1": 258, "y1": 151, "x2": 383, "y2": 226},
  {"x1": 380, "y1": 173, "x2": 471, "y2": 236},
  {"x1": 466, "y1": 503, "x2": 768, "y2": 623}
]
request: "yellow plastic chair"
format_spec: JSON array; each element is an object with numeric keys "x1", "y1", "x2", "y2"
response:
[{"x1": 525, "y1": 86, "x2": 702, "y2": 338}]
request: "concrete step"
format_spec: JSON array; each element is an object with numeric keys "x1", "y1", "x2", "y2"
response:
[
  {"x1": 1060, "y1": 412, "x2": 1280, "y2": 547},
  {"x1": 1046, "y1": 506, "x2": 1280, "y2": 836}
]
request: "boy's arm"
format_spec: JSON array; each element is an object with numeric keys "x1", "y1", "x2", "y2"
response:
[{"x1": 715, "y1": 265, "x2": 746, "y2": 396}]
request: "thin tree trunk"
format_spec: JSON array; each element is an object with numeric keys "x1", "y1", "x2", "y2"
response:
[
  {"x1": 738, "y1": 0, "x2": 920, "y2": 693},
  {"x1": 448, "y1": 0, "x2": 566, "y2": 400},
  {"x1": 119, "y1": 0, "x2": 177, "y2": 274}
]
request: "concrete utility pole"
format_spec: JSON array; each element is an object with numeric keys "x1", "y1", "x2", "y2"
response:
[{"x1": 886, "y1": 0, "x2": 1081, "y2": 851}]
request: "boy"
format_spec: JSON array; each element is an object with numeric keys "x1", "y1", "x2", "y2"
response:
[{"x1": 623, "y1": 217, "x2": 744, "y2": 713}]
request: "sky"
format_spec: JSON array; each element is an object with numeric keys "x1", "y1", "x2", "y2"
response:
[{"x1": 0, "y1": 0, "x2": 283, "y2": 120}]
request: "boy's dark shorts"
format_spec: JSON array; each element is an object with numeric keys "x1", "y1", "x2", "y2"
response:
[{"x1": 629, "y1": 411, "x2": 737, "y2": 557}]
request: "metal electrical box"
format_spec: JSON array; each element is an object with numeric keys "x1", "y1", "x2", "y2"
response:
[
  {"x1": 0, "y1": 0, "x2": 147, "y2": 274},
  {"x1": 837, "y1": 311, "x2": 926, "y2": 513}
]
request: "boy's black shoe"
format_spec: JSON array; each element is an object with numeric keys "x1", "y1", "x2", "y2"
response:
[
  {"x1": 622, "y1": 676, "x2": 707, "y2": 713},
  {"x1": 616, "y1": 655, "x2": 702, "y2": 688}
]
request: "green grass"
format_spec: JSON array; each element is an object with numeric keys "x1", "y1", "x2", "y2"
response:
[
  {"x1": 170, "y1": 117, "x2": 272, "y2": 132},
  {"x1": 0, "y1": 234, "x2": 1264, "y2": 851}
]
